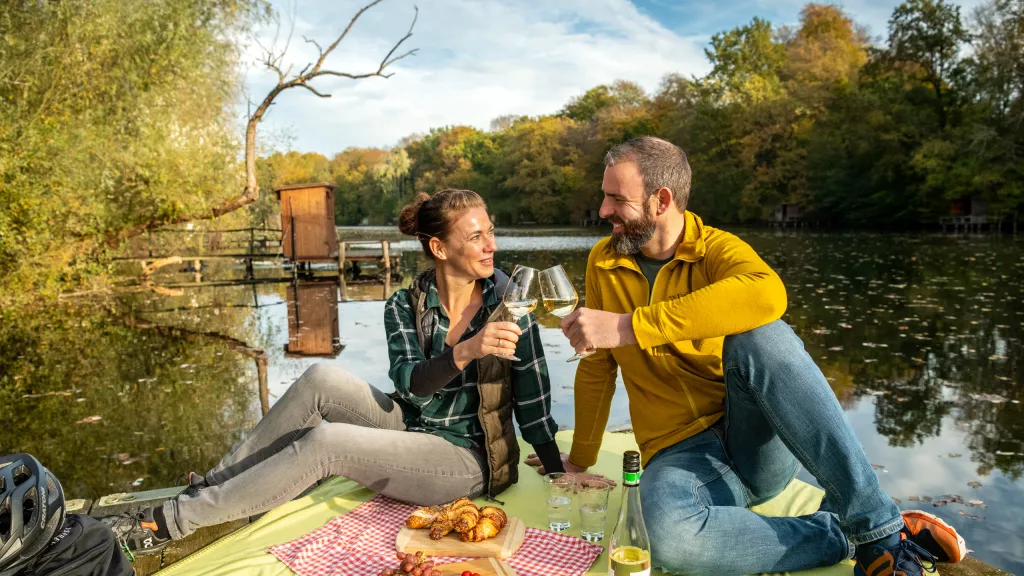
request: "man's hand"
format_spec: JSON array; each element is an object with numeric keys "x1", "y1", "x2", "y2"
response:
[
  {"x1": 560, "y1": 308, "x2": 637, "y2": 353},
  {"x1": 524, "y1": 451, "x2": 616, "y2": 489}
]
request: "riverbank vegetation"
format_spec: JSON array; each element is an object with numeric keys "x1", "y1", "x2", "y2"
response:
[{"x1": 2, "y1": 0, "x2": 1021, "y2": 304}]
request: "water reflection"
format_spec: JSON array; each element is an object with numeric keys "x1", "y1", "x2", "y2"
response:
[
  {"x1": 0, "y1": 230, "x2": 1021, "y2": 572},
  {"x1": 285, "y1": 281, "x2": 342, "y2": 358}
]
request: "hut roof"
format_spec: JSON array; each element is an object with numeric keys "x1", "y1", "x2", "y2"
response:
[{"x1": 273, "y1": 182, "x2": 336, "y2": 197}]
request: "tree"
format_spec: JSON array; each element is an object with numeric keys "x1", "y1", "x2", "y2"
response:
[
  {"x1": 706, "y1": 17, "x2": 787, "y2": 104},
  {"x1": 887, "y1": 0, "x2": 970, "y2": 128},
  {"x1": 0, "y1": 0, "x2": 418, "y2": 305}
]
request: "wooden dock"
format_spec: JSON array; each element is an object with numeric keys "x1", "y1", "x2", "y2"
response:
[{"x1": 73, "y1": 488, "x2": 1012, "y2": 576}]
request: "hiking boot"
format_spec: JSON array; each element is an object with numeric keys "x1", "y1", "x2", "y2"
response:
[
  {"x1": 99, "y1": 507, "x2": 172, "y2": 557},
  {"x1": 901, "y1": 510, "x2": 967, "y2": 563},
  {"x1": 855, "y1": 536, "x2": 937, "y2": 576}
]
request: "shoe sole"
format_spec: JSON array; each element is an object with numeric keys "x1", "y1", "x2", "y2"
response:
[
  {"x1": 131, "y1": 540, "x2": 171, "y2": 557},
  {"x1": 903, "y1": 509, "x2": 967, "y2": 563}
]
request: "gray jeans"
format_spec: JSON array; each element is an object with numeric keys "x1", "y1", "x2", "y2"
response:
[{"x1": 163, "y1": 363, "x2": 487, "y2": 540}]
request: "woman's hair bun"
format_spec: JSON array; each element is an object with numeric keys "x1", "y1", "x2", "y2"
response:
[{"x1": 398, "y1": 192, "x2": 431, "y2": 237}]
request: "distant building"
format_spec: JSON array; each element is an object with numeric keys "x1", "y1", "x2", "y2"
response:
[{"x1": 770, "y1": 203, "x2": 805, "y2": 227}]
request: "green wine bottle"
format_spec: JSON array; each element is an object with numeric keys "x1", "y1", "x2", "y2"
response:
[{"x1": 608, "y1": 451, "x2": 651, "y2": 576}]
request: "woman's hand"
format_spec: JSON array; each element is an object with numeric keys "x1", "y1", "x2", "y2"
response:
[
  {"x1": 524, "y1": 452, "x2": 616, "y2": 489},
  {"x1": 453, "y1": 322, "x2": 522, "y2": 368}
]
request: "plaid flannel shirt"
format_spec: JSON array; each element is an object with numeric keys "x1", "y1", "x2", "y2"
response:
[{"x1": 384, "y1": 276, "x2": 558, "y2": 450}]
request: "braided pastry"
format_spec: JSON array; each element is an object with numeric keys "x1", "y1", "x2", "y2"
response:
[{"x1": 405, "y1": 505, "x2": 442, "y2": 529}]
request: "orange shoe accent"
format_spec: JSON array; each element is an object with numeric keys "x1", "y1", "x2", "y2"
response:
[
  {"x1": 140, "y1": 521, "x2": 159, "y2": 532},
  {"x1": 902, "y1": 510, "x2": 967, "y2": 563}
]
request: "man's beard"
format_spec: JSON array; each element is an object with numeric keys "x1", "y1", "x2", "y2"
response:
[{"x1": 609, "y1": 208, "x2": 656, "y2": 255}]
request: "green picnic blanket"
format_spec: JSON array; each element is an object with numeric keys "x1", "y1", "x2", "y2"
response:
[{"x1": 156, "y1": 430, "x2": 854, "y2": 576}]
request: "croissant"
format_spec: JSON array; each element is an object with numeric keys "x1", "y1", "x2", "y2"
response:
[
  {"x1": 459, "y1": 506, "x2": 507, "y2": 542},
  {"x1": 405, "y1": 505, "x2": 442, "y2": 529},
  {"x1": 449, "y1": 498, "x2": 481, "y2": 534},
  {"x1": 424, "y1": 498, "x2": 480, "y2": 540}
]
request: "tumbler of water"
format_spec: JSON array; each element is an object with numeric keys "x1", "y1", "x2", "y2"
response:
[
  {"x1": 577, "y1": 479, "x2": 614, "y2": 542},
  {"x1": 544, "y1": 473, "x2": 575, "y2": 532}
]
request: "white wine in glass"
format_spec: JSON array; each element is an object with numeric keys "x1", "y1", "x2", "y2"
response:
[
  {"x1": 539, "y1": 265, "x2": 594, "y2": 362},
  {"x1": 495, "y1": 266, "x2": 538, "y2": 361}
]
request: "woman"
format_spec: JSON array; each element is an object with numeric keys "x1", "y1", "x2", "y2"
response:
[{"x1": 102, "y1": 189, "x2": 566, "y2": 556}]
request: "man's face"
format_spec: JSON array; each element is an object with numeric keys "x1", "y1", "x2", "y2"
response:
[{"x1": 600, "y1": 162, "x2": 656, "y2": 255}]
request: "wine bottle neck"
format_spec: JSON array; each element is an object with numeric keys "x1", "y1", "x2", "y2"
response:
[{"x1": 622, "y1": 471, "x2": 640, "y2": 485}]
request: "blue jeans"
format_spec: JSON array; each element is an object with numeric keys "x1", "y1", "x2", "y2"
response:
[{"x1": 640, "y1": 320, "x2": 903, "y2": 575}]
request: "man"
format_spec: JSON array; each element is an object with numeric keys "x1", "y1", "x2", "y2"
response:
[{"x1": 528, "y1": 136, "x2": 966, "y2": 576}]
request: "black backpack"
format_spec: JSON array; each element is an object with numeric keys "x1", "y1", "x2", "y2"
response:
[{"x1": 22, "y1": 514, "x2": 134, "y2": 576}]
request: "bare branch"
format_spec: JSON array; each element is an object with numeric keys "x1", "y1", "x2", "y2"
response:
[
  {"x1": 311, "y1": 0, "x2": 387, "y2": 76},
  {"x1": 299, "y1": 83, "x2": 331, "y2": 98},
  {"x1": 303, "y1": 35, "x2": 324, "y2": 58}
]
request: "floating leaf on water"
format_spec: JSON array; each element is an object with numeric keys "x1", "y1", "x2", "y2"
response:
[
  {"x1": 947, "y1": 453, "x2": 962, "y2": 458},
  {"x1": 957, "y1": 510, "x2": 986, "y2": 521},
  {"x1": 966, "y1": 499, "x2": 986, "y2": 508},
  {"x1": 871, "y1": 463, "x2": 885, "y2": 470},
  {"x1": 967, "y1": 481, "x2": 982, "y2": 488},
  {"x1": 908, "y1": 496, "x2": 921, "y2": 501},
  {"x1": 75, "y1": 415, "x2": 102, "y2": 424}
]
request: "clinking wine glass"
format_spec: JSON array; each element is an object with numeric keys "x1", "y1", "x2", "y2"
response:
[
  {"x1": 539, "y1": 265, "x2": 594, "y2": 362},
  {"x1": 495, "y1": 265, "x2": 538, "y2": 361}
]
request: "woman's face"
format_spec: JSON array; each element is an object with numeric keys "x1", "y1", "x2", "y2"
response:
[{"x1": 435, "y1": 206, "x2": 496, "y2": 279}]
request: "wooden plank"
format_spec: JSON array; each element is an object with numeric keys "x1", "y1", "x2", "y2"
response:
[
  {"x1": 436, "y1": 558, "x2": 517, "y2": 576},
  {"x1": 159, "y1": 519, "x2": 250, "y2": 567},
  {"x1": 65, "y1": 499, "x2": 91, "y2": 514},
  {"x1": 92, "y1": 486, "x2": 186, "y2": 513},
  {"x1": 941, "y1": 557, "x2": 1013, "y2": 576}
]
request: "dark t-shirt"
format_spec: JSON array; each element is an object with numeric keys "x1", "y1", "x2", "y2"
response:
[{"x1": 635, "y1": 252, "x2": 673, "y2": 298}]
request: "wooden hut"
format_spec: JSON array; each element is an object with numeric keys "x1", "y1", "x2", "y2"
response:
[
  {"x1": 275, "y1": 182, "x2": 339, "y2": 262},
  {"x1": 285, "y1": 280, "x2": 342, "y2": 358}
]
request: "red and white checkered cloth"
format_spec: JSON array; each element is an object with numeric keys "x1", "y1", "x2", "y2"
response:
[{"x1": 268, "y1": 495, "x2": 604, "y2": 576}]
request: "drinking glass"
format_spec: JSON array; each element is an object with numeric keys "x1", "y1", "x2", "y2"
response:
[
  {"x1": 544, "y1": 472, "x2": 575, "y2": 532},
  {"x1": 538, "y1": 265, "x2": 594, "y2": 362},
  {"x1": 577, "y1": 479, "x2": 614, "y2": 542},
  {"x1": 494, "y1": 265, "x2": 537, "y2": 361}
]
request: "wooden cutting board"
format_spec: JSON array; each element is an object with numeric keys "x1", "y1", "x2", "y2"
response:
[
  {"x1": 435, "y1": 558, "x2": 517, "y2": 576},
  {"x1": 395, "y1": 517, "x2": 526, "y2": 559}
]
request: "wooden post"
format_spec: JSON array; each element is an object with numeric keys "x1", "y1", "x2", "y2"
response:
[
  {"x1": 257, "y1": 355, "x2": 269, "y2": 416},
  {"x1": 193, "y1": 259, "x2": 201, "y2": 283},
  {"x1": 337, "y1": 241, "x2": 348, "y2": 301},
  {"x1": 246, "y1": 228, "x2": 255, "y2": 279},
  {"x1": 381, "y1": 240, "x2": 392, "y2": 298}
]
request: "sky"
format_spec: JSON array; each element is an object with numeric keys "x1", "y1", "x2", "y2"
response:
[{"x1": 241, "y1": 0, "x2": 984, "y2": 154}]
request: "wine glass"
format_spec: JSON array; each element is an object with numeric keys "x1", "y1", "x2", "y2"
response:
[
  {"x1": 539, "y1": 265, "x2": 593, "y2": 362},
  {"x1": 495, "y1": 265, "x2": 538, "y2": 361}
]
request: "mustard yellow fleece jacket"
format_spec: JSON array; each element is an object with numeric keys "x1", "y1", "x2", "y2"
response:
[{"x1": 570, "y1": 211, "x2": 788, "y2": 468}]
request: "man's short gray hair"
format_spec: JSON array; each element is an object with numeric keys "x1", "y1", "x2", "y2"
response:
[{"x1": 604, "y1": 136, "x2": 692, "y2": 212}]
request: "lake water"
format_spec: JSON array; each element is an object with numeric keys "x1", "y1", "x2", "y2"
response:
[{"x1": 1, "y1": 228, "x2": 1021, "y2": 573}]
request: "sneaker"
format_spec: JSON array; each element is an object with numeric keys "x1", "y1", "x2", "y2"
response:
[
  {"x1": 99, "y1": 507, "x2": 172, "y2": 557},
  {"x1": 855, "y1": 537, "x2": 937, "y2": 576},
  {"x1": 175, "y1": 471, "x2": 208, "y2": 498},
  {"x1": 901, "y1": 510, "x2": 967, "y2": 563}
]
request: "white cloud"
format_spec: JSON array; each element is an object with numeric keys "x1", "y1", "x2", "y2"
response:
[{"x1": 240, "y1": 0, "x2": 712, "y2": 154}]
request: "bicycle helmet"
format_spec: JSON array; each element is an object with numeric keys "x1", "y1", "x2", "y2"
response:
[{"x1": 0, "y1": 454, "x2": 66, "y2": 576}]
